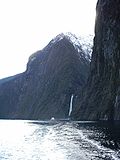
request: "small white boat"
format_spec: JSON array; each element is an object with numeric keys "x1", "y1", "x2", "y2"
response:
[{"x1": 50, "y1": 117, "x2": 55, "y2": 121}]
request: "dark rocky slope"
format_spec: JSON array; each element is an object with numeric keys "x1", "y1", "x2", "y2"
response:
[
  {"x1": 0, "y1": 33, "x2": 90, "y2": 119},
  {"x1": 0, "y1": 74, "x2": 24, "y2": 118},
  {"x1": 73, "y1": 0, "x2": 120, "y2": 120}
]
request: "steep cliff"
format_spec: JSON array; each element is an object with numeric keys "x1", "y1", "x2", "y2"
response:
[
  {"x1": 74, "y1": 0, "x2": 120, "y2": 120},
  {"x1": 0, "y1": 33, "x2": 90, "y2": 119}
]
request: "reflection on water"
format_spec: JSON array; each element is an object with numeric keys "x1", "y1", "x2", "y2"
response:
[{"x1": 0, "y1": 120, "x2": 120, "y2": 160}]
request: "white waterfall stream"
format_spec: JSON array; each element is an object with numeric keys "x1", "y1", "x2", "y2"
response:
[{"x1": 68, "y1": 94, "x2": 74, "y2": 117}]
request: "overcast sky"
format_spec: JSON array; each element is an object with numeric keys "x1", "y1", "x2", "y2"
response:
[{"x1": 0, "y1": 0, "x2": 97, "y2": 79}]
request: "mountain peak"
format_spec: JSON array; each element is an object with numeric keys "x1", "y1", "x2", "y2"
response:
[
  {"x1": 50, "y1": 32, "x2": 92, "y2": 61},
  {"x1": 50, "y1": 32, "x2": 82, "y2": 50},
  {"x1": 51, "y1": 32, "x2": 81, "y2": 46}
]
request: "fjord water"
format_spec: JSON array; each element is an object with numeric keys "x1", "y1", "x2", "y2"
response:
[{"x1": 0, "y1": 120, "x2": 120, "y2": 160}]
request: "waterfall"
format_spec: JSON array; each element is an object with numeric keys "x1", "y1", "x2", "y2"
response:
[{"x1": 68, "y1": 94, "x2": 74, "y2": 117}]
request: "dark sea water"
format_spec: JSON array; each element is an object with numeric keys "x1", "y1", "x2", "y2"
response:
[{"x1": 0, "y1": 120, "x2": 120, "y2": 160}]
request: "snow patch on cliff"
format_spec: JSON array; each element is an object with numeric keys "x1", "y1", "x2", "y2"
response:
[{"x1": 51, "y1": 32, "x2": 93, "y2": 61}]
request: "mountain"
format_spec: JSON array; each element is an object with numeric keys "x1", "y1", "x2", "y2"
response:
[
  {"x1": 0, "y1": 33, "x2": 90, "y2": 120},
  {"x1": 73, "y1": 0, "x2": 120, "y2": 120}
]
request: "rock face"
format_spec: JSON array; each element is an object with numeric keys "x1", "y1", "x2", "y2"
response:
[
  {"x1": 0, "y1": 74, "x2": 24, "y2": 118},
  {"x1": 0, "y1": 33, "x2": 90, "y2": 119},
  {"x1": 74, "y1": 0, "x2": 120, "y2": 120}
]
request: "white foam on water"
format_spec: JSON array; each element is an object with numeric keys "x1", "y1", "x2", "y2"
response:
[{"x1": 75, "y1": 125, "x2": 120, "y2": 160}]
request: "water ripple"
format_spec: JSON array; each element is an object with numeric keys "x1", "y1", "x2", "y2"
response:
[{"x1": 0, "y1": 120, "x2": 120, "y2": 160}]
